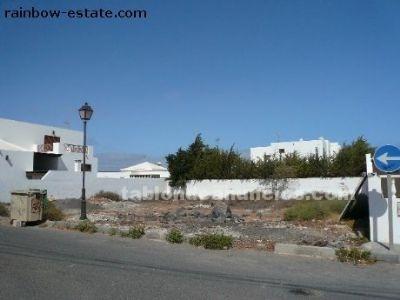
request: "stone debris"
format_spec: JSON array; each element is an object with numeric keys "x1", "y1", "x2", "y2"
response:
[{"x1": 52, "y1": 197, "x2": 358, "y2": 250}]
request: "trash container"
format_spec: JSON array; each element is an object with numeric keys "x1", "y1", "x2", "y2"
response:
[{"x1": 10, "y1": 189, "x2": 46, "y2": 226}]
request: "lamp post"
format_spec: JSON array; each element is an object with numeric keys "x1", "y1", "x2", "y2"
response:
[{"x1": 79, "y1": 102, "x2": 93, "y2": 220}]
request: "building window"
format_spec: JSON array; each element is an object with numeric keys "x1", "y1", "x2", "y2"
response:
[
  {"x1": 130, "y1": 174, "x2": 160, "y2": 178},
  {"x1": 81, "y1": 164, "x2": 92, "y2": 172},
  {"x1": 74, "y1": 160, "x2": 82, "y2": 172},
  {"x1": 278, "y1": 148, "x2": 285, "y2": 154}
]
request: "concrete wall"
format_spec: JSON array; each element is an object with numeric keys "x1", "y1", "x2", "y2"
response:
[
  {"x1": 184, "y1": 178, "x2": 361, "y2": 200},
  {"x1": 367, "y1": 174, "x2": 400, "y2": 245}
]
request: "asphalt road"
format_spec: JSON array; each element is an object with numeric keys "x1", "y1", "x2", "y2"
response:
[{"x1": 0, "y1": 226, "x2": 399, "y2": 299}]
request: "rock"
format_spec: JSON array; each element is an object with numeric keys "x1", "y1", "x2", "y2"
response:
[
  {"x1": 226, "y1": 206, "x2": 232, "y2": 219},
  {"x1": 190, "y1": 210, "x2": 201, "y2": 218},
  {"x1": 175, "y1": 207, "x2": 187, "y2": 218},
  {"x1": 210, "y1": 202, "x2": 228, "y2": 221},
  {"x1": 162, "y1": 212, "x2": 177, "y2": 221}
]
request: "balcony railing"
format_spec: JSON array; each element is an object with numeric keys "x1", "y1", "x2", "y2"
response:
[{"x1": 35, "y1": 143, "x2": 89, "y2": 155}]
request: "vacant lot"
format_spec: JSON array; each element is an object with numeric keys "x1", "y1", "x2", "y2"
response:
[{"x1": 50, "y1": 195, "x2": 359, "y2": 250}]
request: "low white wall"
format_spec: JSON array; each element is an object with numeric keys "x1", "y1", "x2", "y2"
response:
[
  {"x1": 0, "y1": 149, "x2": 361, "y2": 203},
  {"x1": 184, "y1": 177, "x2": 361, "y2": 200}
]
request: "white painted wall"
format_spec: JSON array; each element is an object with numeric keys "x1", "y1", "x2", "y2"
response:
[
  {"x1": 365, "y1": 155, "x2": 400, "y2": 245},
  {"x1": 184, "y1": 178, "x2": 360, "y2": 200},
  {"x1": 97, "y1": 171, "x2": 131, "y2": 179},
  {"x1": 0, "y1": 118, "x2": 83, "y2": 151}
]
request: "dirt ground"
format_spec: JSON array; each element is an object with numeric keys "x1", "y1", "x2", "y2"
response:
[{"x1": 53, "y1": 197, "x2": 360, "y2": 250}]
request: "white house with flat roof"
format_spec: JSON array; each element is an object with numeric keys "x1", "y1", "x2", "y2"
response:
[
  {"x1": 0, "y1": 117, "x2": 98, "y2": 180},
  {"x1": 250, "y1": 137, "x2": 341, "y2": 161},
  {"x1": 0, "y1": 118, "x2": 168, "y2": 202},
  {"x1": 98, "y1": 161, "x2": 170, "y2": 179}
]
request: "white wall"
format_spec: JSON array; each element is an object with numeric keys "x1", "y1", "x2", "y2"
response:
[
  {"x1": 184, "y1": 178, "x2": 360, "y2": 200},
  {"x1": 0, "y1": 118, "x2": 82, "y2": 150},
  {"x1": 367, "y1": 174, "x2": 400, "y2": 245}
]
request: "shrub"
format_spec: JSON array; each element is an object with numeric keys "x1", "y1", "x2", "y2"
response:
[
  {"x1": 284, "y1": 200, "x2": 347, "y2": 221},
  {"x1": 121, "y1": 225, "x2": 145, "y2": 239},
  {"x1": 189, "y1": 233, "x2": 233, "y2": 250},
  {"x1": 336, "y1": 247, "x2": 376, "y2": 265},
  {"x1": 0, "y1": 203, "x2": 9, "y2": 217},
  {"x1": 94, "y1": 190, "x2": 122, "y2": 202},
  {"x1": 43, "y1": 201, "x2": 64, "y2": 221},
  {"x1": 108, "y1": 227, "x2": 118, "y2": 236},
  {"x1": 75, "y1": 220, "x2": 97, "y2": 233},
  {"x1": 166, "y1": 228, "x2": 184, "y2": 244}
]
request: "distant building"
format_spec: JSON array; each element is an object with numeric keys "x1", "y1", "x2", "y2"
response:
[
  {"x1": 98, "y1": 161, "x2": 170, "y2": 179},
  {"x1": 250, "y1": 137, "x2": 341, "y2": 161}
]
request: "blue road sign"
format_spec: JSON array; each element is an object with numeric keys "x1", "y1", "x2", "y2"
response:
[{"x1": 374, "y1": 145, "x2": 400, "y2": 173}]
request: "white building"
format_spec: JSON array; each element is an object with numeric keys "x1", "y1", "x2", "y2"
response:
[
  {"x1": 0, "y1": 117, "x2": 98, "y2": 179},
  {"x1": 98, "y1": 161, "x2": 170, "y2": 179},
  {"x1": 250, "y1": 137, "x2": 341, "y2": 161},
  {"x1": 0, "y1": 118, "x2": 168, "y2": 202}
]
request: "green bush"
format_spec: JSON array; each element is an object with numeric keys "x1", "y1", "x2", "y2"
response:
[
  {"x1": 0, "y1": 203, "x2": 9, "y2": 217},
  {"x1": 166, "y1": 135, "x2": 373, "y2": 188},
  {"x1": 94, "y1": 190, "x2": 122, "y2": 202},
  {"x1": 121, "y1": 225, "x2": 145, "y2": 239},
  {"x1": 189, "y1": 233, "x2": 233, "y2": 250},
  {"x1": 166, "y1": 228, "x2": 184, "y2": 244},
  {"x1": 284, "y1": 200, "x2": 346, "y2": 221},
  {"x1": 108, "y1": 227, "x2": 118, "y2": 236},
  {"x1": 336, "y1": 247, "x2": 375, "y2": 264},
  {"x1": 43, "y1": 201, "x2": 64, "y2": 221},
  {"x1": 75, "y1": 220, "x2": 97, "y2": 233}
]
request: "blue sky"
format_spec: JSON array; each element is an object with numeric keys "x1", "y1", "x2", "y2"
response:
[{"x1": 1, "y1": 0, "x2": 399, "y2": 157}]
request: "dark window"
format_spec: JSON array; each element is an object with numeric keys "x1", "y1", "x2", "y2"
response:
[{"x1": 81, "y1": 164, "x2": 92, "y2": 172}]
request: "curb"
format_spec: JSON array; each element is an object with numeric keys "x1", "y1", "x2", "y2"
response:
[{"x1": 274, "y1": 243, "x2": 336, "y2": 259}]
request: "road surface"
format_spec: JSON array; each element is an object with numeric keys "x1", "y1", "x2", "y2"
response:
[{"x1": 0, "y1": 225, "x2": 399, "y2": 299}]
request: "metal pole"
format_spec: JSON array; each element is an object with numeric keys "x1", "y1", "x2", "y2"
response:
[
  {"x1": 80, "y1": 120, "x2": 87, "y2": 220},
  {"x1": 387, "y1": 174, "x2": 394, "y2": 249}
]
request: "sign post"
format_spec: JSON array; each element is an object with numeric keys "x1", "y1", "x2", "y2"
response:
[{"x1": 374, "y1": 144, "x2": 400, "y2": 250}]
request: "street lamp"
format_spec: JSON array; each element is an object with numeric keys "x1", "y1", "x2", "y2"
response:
[{"x1": 79, "y1": 102, "x2": 93, "y2": 220}]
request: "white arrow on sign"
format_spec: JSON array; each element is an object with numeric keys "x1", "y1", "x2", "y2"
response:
[{"x1": 376, "y1": 152, "x2": 400, "y2": 165}]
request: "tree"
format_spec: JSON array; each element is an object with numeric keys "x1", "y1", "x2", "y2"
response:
[{"x1": 330, "y1": 136, "x2": 374, "y2": 177}]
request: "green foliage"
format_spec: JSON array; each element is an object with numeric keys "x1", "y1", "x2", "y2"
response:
[
  {"x1": 0, "y1": 203, "x2": 9, "y2": 217},
  {"x1": 121, "y1": 225, "x2": 145, "y2": 239},
  {"x1": 94, "y1": 190, "x2": 122, "y2": 202},
  {"x1": 43, "y1": 201, "x2": 64, "y2": 221},
  {"x1": 166, "y1": 135, "x2": 373, "y2": 188},
  {"x1": 330, "y1": 137, "x2": 374, "y2": 177},
  {"x1": 75, "y1": 220, "x2": 97, "y2": 233},
  {"x1": 284, "y1": 200, "x2": 347, "y2": 221},
  {"x1": 166, "y1": 228, "x2": 184, "y2": 244},
  {"x1": 108, "y1": 227, "x2": 118, "y2": 236},
  {"x1": 336, "y1": 247, "x2": 376, "y2": 264},
  {"x1": 189, "y1": 233, "x2": 233, "y2": 250}
]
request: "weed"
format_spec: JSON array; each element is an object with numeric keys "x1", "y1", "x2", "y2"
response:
[
  {"x1": 74, "y1": 220, "x2": 97, "y2": 233},
  {"x1": 166, "y1": 228, "x2": 184, "y2": 244},
  {"x1": 0, "y1": 203, "x2": 9, "y2": 217},
  {"x1": 284, "y1": 200, "x2": 347, "y2": 221},
  {"x1": 108, "y1": 227, "x2": 118, "y2": 236},
  {"x1": 94, "y1": 191, "x2": 122, "y2": 202},
  {"x1": 336, "y1": 247, "x2": 376, "y2": 265},
  {"x1": 189, "y1": 233, "x2": 233, "y2": 250},
  {"x1": 121, "y1": 225, "x2": 145, "y2": 239},
  {"x1": 43, "y1": 201, "x2": 64, "y2": 221}
]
